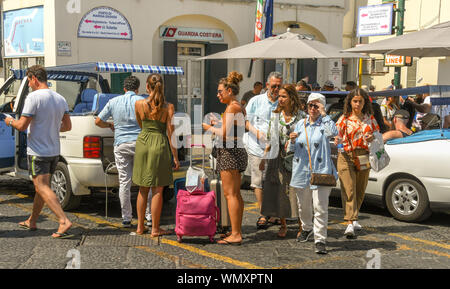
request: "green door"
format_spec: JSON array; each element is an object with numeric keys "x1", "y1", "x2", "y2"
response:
[{"x1": 110, "y1": 72, "x2": 132, "y2": 94}]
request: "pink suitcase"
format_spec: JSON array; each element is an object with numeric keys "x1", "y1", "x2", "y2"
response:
[{"x1": 175, "y1": 189, "x2": 219, "y2": 243}]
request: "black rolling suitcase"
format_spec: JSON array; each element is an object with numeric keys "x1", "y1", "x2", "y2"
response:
[{"x1": 210, "y1": 151, "x2": 231, "y2": 234}]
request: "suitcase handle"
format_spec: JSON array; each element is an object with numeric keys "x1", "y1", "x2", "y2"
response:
[
  {"x1": 189, "y1": 144, "x2": 206, "y2": 169},
  {"x1": 189, "y1": 190, "x2": 206, "y2": 195}
]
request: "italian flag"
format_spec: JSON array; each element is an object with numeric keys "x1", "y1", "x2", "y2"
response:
[{"x1": 254, "y1": 0, "x2": 264, "y2": 42}]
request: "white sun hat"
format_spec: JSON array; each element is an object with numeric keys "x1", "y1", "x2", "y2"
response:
[{"x1": 307, "y1": 93, "x2": 326, "y2": 107}]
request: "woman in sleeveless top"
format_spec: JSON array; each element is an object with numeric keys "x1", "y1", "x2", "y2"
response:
[
  {"x1": 133, "y1": 74, "x2": 180, "y2": 236},
  {"x1": 202, "y1": 71, "x2": 247, "y2": 245}
]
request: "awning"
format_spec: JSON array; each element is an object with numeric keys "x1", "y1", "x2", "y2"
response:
[
  {"x1": 13, "y1": 62, "x2": 184, "y2": 77},
  {"x1": 96, "y1": 62, "x2": 184, "y2": 75},
  {"x1": 44, "y1": 62, "x2": 184, "y2": 75},
  {"x1": 12, "y1": 69, "x2": 90, "y2": 82}
]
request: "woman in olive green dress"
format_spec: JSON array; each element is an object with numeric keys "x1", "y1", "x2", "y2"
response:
[{"x1": 133, "y1": 74, "x2": 180, "y2": 236}]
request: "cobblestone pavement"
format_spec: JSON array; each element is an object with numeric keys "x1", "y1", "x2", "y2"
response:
[{"x1": 0, "y1": 174, "x2": 449, "y2": 269}]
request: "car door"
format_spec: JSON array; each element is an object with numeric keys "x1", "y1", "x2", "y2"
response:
[
  {"x1": 0, "y1": 76, "x2": 19, "y2": 172},
  {"x1": 12, "y1": 78, "x2": 31, "y2": 179}
]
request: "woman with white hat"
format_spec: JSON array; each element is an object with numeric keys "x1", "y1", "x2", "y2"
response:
[{"x1": 288, "y1": 93, "x2": 338, "y2": 254}]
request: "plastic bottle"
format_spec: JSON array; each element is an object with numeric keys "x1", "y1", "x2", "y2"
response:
[
  {"x1": 336, "y1": 137, "x2": 344, "y2": 153},
  {"x1": 337, "y1": 143, "x2": 345, "y2": 154}
]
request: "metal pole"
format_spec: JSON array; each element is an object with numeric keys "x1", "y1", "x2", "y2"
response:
[{"x1": 394, "y1": 0, "x2": 405, "y2": 89}]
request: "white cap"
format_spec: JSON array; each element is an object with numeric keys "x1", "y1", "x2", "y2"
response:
[
  {"x1": 307, "y1": 93, "x2": 326, "y2": 107},
  {"x1": 324, "y1": 80, "x2": 334, "y2": 88}
]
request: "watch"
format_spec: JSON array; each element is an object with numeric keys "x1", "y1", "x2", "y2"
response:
[{"x1": 8, "y1": 119, "x2": 13, "y2": 127}]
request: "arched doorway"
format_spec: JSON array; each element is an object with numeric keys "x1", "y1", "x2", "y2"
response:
[{"x1": 153, "y1": 14, "x2": 239, "y2": 119}]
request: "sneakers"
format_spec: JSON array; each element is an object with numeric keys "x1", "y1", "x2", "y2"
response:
[
  {"x1": 122, "y1": 221, "x2": 132, "y2": 228},
  {"x1": 315, "y1": 242, "x2": 327, "y2": 254},
  {"x1": 353, "y1": 221, "x2": 362, "y2": 231},
  {"x1": 297, "y1": 230, "x2": 313, "y2": 243},
  {"x1": 344, "y1": 224, "x2": 355, "y2": 238}
]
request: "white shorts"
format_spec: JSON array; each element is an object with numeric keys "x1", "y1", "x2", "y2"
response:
[{"x1": 248, "y1": 153, "x2": 266, "y2": 189}]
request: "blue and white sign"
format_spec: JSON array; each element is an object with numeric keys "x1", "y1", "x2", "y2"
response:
[
  {"x1": 78, "y1": 7, "x2": 132, "y2": 40},
  {"x1": 3, "y1": 6, "x2": 44, "y2": 58},
  {"x1": 357, "y1": 3, "x2": 394, "y2": 37}
]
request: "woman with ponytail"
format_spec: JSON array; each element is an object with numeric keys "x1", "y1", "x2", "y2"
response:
[
  {"x1": 202, "y1": 71, "x2": 248, "y2": 245},
  {"x1": 133, "y1": 74, "x2": 180, "y2": 236}
]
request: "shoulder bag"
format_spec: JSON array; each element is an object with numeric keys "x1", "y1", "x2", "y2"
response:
[
  {"x1": 345, "y1": 118, "x2": 370, "y2": 171},
  {"x1": 304, "y1": 119, "x2": 336, "y2": 187}
]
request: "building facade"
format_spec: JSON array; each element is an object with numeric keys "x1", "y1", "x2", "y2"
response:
[
  {"x1": 343, "y1": 0, "x2": 450, "y2": 90},
  {"x1": 1, "y1": 0, "x2": 349, "y2": 116}
]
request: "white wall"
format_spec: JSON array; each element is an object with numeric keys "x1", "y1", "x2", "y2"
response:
[
  {"x1": 2, "y1": 0, "x2": 349, "y2": 94},
  {"x1": 357, "y1": 0, "x2": 450, "y2": 89}
]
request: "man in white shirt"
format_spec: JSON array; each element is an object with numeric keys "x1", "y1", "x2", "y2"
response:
[
  {"x1": 245, "y1": 71, "x2": 282, "y2": 229},
  {"x1": 3, "y1": 65, "x2": 73, "y2": 238}
]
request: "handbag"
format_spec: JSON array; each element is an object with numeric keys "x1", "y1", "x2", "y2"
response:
[
  {"x1": 304, "y1": 120, "x2": 337, "y2": 187},
  {"x1": 345, "y1": 118, "x2": 371, "y2": 171}
]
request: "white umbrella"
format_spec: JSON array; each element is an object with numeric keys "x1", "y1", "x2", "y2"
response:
[
  {"x1": 344, "y1": 21, "x2": 450, "y2": 57},
  {"x1": 199, "y1": 31, "x2": 367, "y2": 60}
]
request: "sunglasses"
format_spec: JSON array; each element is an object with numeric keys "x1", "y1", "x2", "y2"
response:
[
  {"x1": 217, "y1": 89, "x2": 224, "y2": 94},
  {"x1": 308, "y1": 103, "x2": 319, "y2": 109},
  {"x1": 270, "y1": 84, "x2": 281, "y2": 90}
]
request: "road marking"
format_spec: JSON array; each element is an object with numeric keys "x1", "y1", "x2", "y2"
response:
[
  {"x1": 387, "y1": 233, "x2": 450, "y2": 251},
  {"x1": 1, "y1": 193, "x2": 261, "y2": 269},
  {"x1": 244, "y1": 202, "x2": 259, "y2": 212},
  {"x1": 70, "y1": 211, "x2": 264, "y2": 269},
  {"x1": 161, "y1": 238, "x2": 264, "y2": 269},
  {"x1": 272, "y1": 256, "x2": 349, "y2": 269},
  {"x1": 134, "y1": 246, "x2": 209, "y2": 269},
  {"x1": 1, "y1": 195, "x2": 213, "y2": 268},
  {"x1": 2, "y1": 191, "x2": 448, "y2": 266},
  {"x1": 328, "y1": 219, "x2": 450, "y2": 253}
]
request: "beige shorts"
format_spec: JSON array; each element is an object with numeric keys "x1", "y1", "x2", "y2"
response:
[{"x1": 248, "y1": 153, "x2": 266, "y2": 189}]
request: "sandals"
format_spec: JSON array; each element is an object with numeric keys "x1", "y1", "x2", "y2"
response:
[
  {"x1": 256, "y1": 216, "x2": 269, "y2": 230},
  {"x1": 19, "y1": 221, "x2": 37, "y2": 231},
  {"x1": 217, "y1": 239, "x2": 242, "y2": 246},
  {"x1": 277, "y1": 226, "x2": 288, "y2": 238},
  {"x1": 219, "y1": 232, "x2": 231, "y2": 239},
  {"x1": 268, "y1": 217, "x2": 281, "y2": 226},
  {"x1": 150, "y1": 229, "x2": 174, "y2": 238},
  {"x1": 52, "y1": 232, "x2": 75, "y2": 239}
]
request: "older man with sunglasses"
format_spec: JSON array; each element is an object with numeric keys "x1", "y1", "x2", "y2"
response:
[{"x1": 245, "y1": 71, "x2": 282, "y2": 229}]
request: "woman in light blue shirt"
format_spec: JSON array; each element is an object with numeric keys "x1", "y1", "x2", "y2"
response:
[{"x1": 288, "y1": 93, "x2": 338, "y2": 255}]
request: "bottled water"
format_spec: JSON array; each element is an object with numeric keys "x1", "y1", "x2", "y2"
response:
[{"x1": 336, "y1": 137, "x2": 344, "y2": 153}]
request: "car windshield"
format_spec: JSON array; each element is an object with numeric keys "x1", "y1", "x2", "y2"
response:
[
  {"x1": 46, "y1": 77, "x2": 99, "y2": 112},
  {"x1": 47, "y1": 80, "x2": 82, "y2": 111}
]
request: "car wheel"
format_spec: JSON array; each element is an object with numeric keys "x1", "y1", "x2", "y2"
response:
[
  {"x1": 385, "y1": 178, "x2": 432, "y2": 222},
  {"x1": 163, "y1": 186, "x2": 174, "y2": 202},
  {"x1": 51, "y1": 162, "x2": 81, "y2": 210}
]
